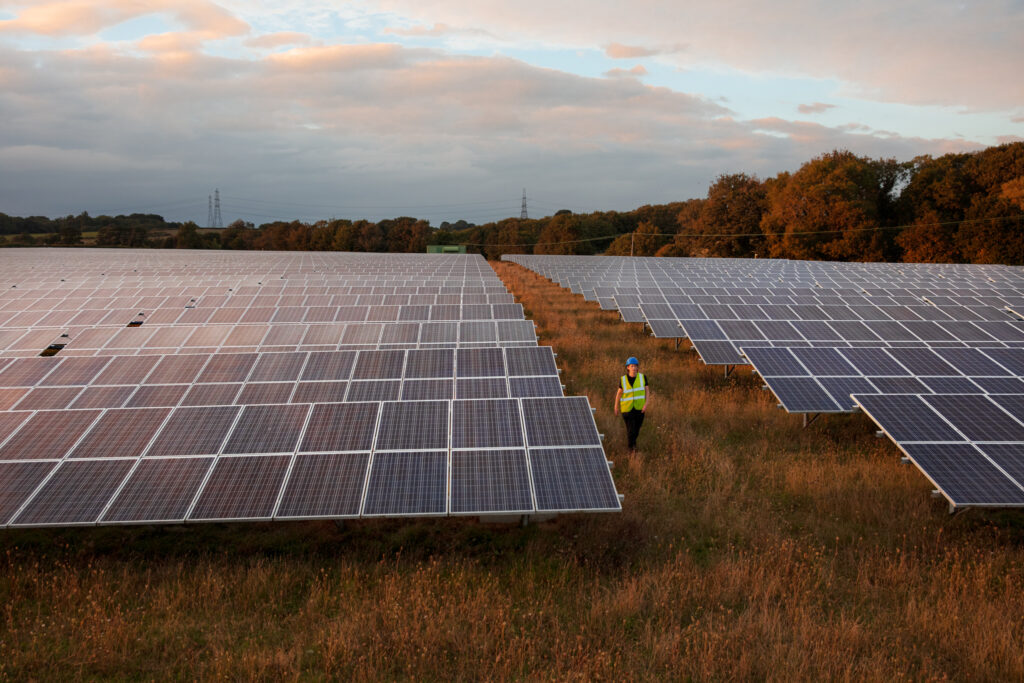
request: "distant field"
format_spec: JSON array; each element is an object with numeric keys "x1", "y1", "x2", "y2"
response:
[{"x1": 1, "y1": 261, "x2": 1023, "y2": 678}]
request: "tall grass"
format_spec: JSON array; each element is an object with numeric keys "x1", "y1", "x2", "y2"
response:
[{"x1": 1, "y1": 261, "x2": 1023, "y2": 679}]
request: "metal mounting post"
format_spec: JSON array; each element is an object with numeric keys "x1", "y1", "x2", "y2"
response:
[
  {"x1": 803, "y1": 413, "x2": 820, "y2": 428},
  {"x1": 675, "y1": 338, "x2": 682, "y2": 350},
  {"x1": 724, "y1": 364, "x2": 734, "y2": 379}
]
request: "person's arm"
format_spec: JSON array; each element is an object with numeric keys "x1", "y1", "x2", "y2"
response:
[
  {"x1": 642, "y1": 386, "x2": 651, "y2": 413},
  {"x1": 614, "y1": 387, "x2": 622, "y2": 415}
]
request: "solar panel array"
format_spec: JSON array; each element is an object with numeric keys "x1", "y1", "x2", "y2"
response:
[
  {"x1": 504, "y1": 254, "x2": 1024, "y2": 509},
  {"x1": 0, "y1": 249, "x2": 620, "y2": 527}
]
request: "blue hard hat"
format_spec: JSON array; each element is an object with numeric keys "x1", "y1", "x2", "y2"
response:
[{"x1": 626, "y1": 357, "x2": 639, "y2": 366}]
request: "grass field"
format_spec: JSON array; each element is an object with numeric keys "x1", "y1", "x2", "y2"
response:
[{"x1": 2, "y1": 261, "x2": 1024, "y2": 679}]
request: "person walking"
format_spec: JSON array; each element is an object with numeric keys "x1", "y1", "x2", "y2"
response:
[{"x1": 614, "y1": 356, "x2": 650, "y2": 452}]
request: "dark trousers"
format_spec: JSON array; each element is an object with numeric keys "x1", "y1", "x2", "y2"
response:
[{"x1": 623, "y1": 410, "x2": 645, "y2": 450}]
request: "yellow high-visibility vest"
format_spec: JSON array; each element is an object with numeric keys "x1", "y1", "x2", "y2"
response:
[{"x1": 619, "y1": 373, "x2": 646, "y2": 412}]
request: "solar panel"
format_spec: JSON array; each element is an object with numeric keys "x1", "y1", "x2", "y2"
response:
[
  {"x1": 222, "y1": 404, "x2": 310, "y2": 454},
  {"x1": 362, "y1": 451, "x2": 447, "y2": 516},
  {"x1": 529, "y1": 447, "x2": 621, "y2": 512},
  {"x1": 900, "y1": 443, "x2": 1024, "y2": 507},
  {"x1": 146, "y1": 405, "x2": 240, "y2": 456},
  {"x1": 11, "y1": 459, "x2": 135, "y2": 526},
  {"x1": 0, "y1": 461, "x2": 58, "y2": 525},
  {"x1": 375, "y1": 401, "x2": 449, "y2": 451},
  {"x1": 450, "y1": 450, "x2": 533, "y2": 514},
  {"x1": 520, "y1": 397, "x2": 601, "y2": 448},
  {"x1": 0, "y1": 409, "x2": 102, "y2": 460},
  {"x1": 189, "y1": 455, "x2": 291, "y2": 520},
  {"x1": 0, "y1": 251, "x2": 619, "y2": 524},
  {"x1": 300, "y1": 402, "x2": 378, "y2": 452},
  {"x1": 102, "y1": 457, "x2": 214, "y2": 523},
  {"x1": 854, "y1": 394, "x2": 963, "y2": 442}
]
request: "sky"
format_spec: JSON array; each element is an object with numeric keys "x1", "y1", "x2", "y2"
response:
[{"x1": 1, "y1": 0, "x2": 1022, "y2": 227}]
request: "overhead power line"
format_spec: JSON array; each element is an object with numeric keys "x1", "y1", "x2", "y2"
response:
[{"x1": 454, "y1": 213, "x2": 1024, "y2": 248}]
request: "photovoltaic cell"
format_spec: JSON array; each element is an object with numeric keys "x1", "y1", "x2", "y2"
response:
[
  {"x1": 222, "y1": 403, "x2": 310, "y2": 454},
  {"x1": 853, "y1": 394, "x2": 962, "y2": 442},
  {"x1": 146, "y1": 405, "x2": 240, "y2": 456},
  {"x1": 457, "y1": 348, "x2": 505, "y2": 377},
  {"x1": 451, "y1": 399, "x2": 524, "y2": 449},
  {"x1": 0, "y1": 409, "x2": 102, "y2": 460},
  {"x1": 901, "y1": 443, "x2": 1024, "y2": 506},
  {"x1": 504, "y1": 347, "x2": 557, "y2": 376},
  {"x1": 362, "y1": 451, "x2": 447, "y2": 515},
  {"x1": 189, "y1": 455, "x2": 291, "y2": 520},
  {"x1": 351, "y1": 350, "x2": 405, "y2": 380},
  {"x1": 450, "y1": 450, "x2": 533, "y2": 514},
  {"x1": 300, "y1": 402, "x2": 378, "y2": 452},
  {"x1": 11, "y1": 459, "x2": 134, "y2": 525},
  {"x1": 509, "y1": 376, "x2": 563, "y2": 398},
  {"x1": 922, "y1": 395, "x2": 1024, "y2": 442},
  {"x1": 375, "y1": 401, "x2": 449, "y2": 451},
  {"x1": 403, "y1": 349, "x2": 454, "y2": 379},
  {"x1": 529, "y1": 447, "x2": 620, "y2": 511},
  {"x1": 124, "y1": 384, "x2": 188, "y2": 408},
  {"x1": 520, "y1": 397, "x2": 600, "y2": 447},
  {"x1": 300, "y1": 351, "x2": 355, "y2": 381},
  {"x1": 69, "y1": 407, "x2": 171, "y2": 459},
  {"x1": 346, "y1": 380, "x2": 400, "y2": 402},
  {"x1": 276, "y1": 452, "x2": 369, "y2": 518},
  {"x1": 291, "y1": 381, "x2": 348, "y2": 404},
  {"x1": 102, "y1": 457, "x2": 214, "y2": 523},
  {"x1": 400, "y1": 379, "x2": 453, "y2": 401},
  {"x1": 455, "y1": 378, "x2": 508, "y2": 399},
  {"x1": 0, "y1": 461, "x2": 58, "y2": 525}
]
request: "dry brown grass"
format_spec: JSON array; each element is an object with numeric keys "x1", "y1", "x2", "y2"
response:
[{"x1": 2, "y1": 261, "x2": 1024, "y2": 680}]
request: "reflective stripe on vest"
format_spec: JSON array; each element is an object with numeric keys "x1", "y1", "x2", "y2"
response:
[{"x1": 619, "y1": 373, "x2": 646, "y2": 412}]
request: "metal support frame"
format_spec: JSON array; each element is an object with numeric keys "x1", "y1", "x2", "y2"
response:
[
  {"x1": 803, "y1": 412, "x2": 820, "y2": 428},
  {"x1": 674, "y1": 338, "x2": 682, "y2": 350},
  {"x1": 723, "y1": 364, "x2": 735, "y2": 379}
]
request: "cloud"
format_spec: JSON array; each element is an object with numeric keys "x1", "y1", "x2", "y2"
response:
[
  {"x1": 0, "y1": 0, "x2": 249, "y2": 39},
  {"x1": 604, "y1": 64, "x2": 647, "y2": 78},
  {"x1": 605, "y1": 42, "x2": 659, "y2": 59},
  {"x1": 244, "y1": 32, "x2": 313, "y2": 49},
  {"x1": 367, "y1": 0, "x2": 1024, "y2": 110},
  {"x1": 798, "y1": 102, "x2": 835, "y2": 115},
  {"x1": 1012, "y1": 115, "x2": 1024, "y2": 123},
  {"x1": 0, "y1": 39, "x2": 989, "y2": 225},
  {"x1": 382, "y1": 22, "x2": 495, "y2": 39}
]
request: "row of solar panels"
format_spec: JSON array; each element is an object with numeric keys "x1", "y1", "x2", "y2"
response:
[
  {"x1": 0, "y1": 303, "x2": 529, "y2": 330},
  {"x1": 0, "y1": 397, "x2": 620, "y2": 527},
  {"x1": 0, "y1": 320, "x2": 540, "y2": 357},
  {"x1": 503, "y1": 254, "x2": 1024, "y2": 510},
  {"x1": 0, "y1": 251, "x2": 621, "y2": 525},
  {"x1": 0, "y1": 347, "x2": 562, "y2": 387},
  {"x1": 1, "y1": 293, "x2": 516, "y2": 312}
]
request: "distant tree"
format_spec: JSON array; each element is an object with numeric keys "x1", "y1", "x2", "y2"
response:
[
  {"x1": 57, "y1": 213, "x2": 84, "y2": 245},
  {"x1": 690, "y1": 173, "x2": 767, "y2": 257},
  {"x1": 761, "y1": 150, "x2": 901, "y2": 261},
  {"x1": 175, "y1": 221, "x2": 204, "y2": 249}
]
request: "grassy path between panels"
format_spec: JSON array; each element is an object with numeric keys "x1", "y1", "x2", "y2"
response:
[{"x1": 1, "y1": 261, "x2": 1024, "y2": 679}]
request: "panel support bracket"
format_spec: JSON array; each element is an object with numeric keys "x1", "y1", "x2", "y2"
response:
[
  {"x1": 803, "y1": 412, "x2": 820, "y2": 428},
  {"x1": 723, "y1": 364, "x2": 735, "y2": 379}
]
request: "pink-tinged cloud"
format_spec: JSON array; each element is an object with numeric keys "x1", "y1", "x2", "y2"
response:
[
  {"x1": 605, "y1": 64, "x2": 647, "y2": 78},
  {"x1": 382, "y1": 22, "x2": 495, "y2": 39},
  {"x1": 243, "y1": 32, "x2": 312, "y2": 49},
  {"x1": 798, "y1": 102, "x2": 835, "y2": 115},
  {"x1": 997, "y1": 135, "x2": 1024, "y2": 144},
  {"x1": 605, "y1": 42, "x2": 659, "y2": 59},
  {"x1": 265, "y1": 43, "x2": 410, "y2": 71},
  {"x1": 0, "y1": 40, "x2": 992, "y2": 223},
  {"x1": 0, "y1": 0, "x2": 248, "y2": 38},
  {"x1": 368, "y1": 0, "x2": 1024, "y2": 110},
  {"x1": 1012, "y1": 115, "x2": 1024, "y2": 123}
]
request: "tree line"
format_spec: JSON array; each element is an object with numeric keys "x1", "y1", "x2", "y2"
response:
[{"x1": 2, "y1": 142, "x2": 1022, "y2": 263}]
